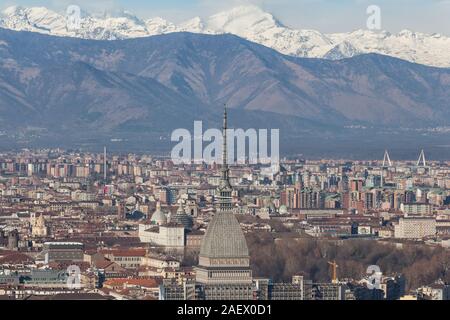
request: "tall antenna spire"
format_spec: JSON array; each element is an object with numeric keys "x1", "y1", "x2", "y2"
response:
[
  {"x1": 221, "y1": 105, "x2": 230, "y2": 183},
  {"x1": 222, "y1": 106, "x2": 228, "y2": 169},
  {"x1": 218, "y1": 105, "x2": 232, "y2": 212}
]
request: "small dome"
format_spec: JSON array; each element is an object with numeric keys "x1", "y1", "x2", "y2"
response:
[
  {"x1": 172, "y1": 200, "x2": 193, "y2": 230},
  {"x1": 279, "y1": 205, "x2": 288, "y2": 215},
  {"x1": 150, "y1": 202, "x2": 167, "y2": 226}
]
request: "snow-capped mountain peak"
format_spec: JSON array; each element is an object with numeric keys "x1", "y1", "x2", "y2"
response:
[
  {"x1": 206, "y1": 5, "x2": 283, "y2": 34},
  {"x1": 2, "y1": 5, "x2": 22, "y2": 15},
  {"x1": 145, "y1": 17, "x2": 177, "y2": 35},
  {"x1": 178, "y1": 17, "x2": 208, "y2": 33},
  {"x1": 1, "y1": 5, "x2": 450, "y2": 67},
  {"x1": 1, "y1": 6, "x2": 68, "y2": 35},
  {"x1": 323, "y1": 41, "x2": 362, "y2": 60}
]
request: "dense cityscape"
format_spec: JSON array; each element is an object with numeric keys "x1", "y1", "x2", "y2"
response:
[
  {"x1": 0, "y1": 112, "x2": 449, "y2": 301},
  {"x1": 1, "y1": 0, "x2": 450, "y2": 314}
]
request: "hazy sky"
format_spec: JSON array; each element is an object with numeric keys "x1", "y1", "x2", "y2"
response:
[{"x1": 1, "y1": 0, "x2": 450, "y2": 35}]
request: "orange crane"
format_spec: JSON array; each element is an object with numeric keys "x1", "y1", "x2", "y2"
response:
[{"x1": 328, "y1": 261, "x2": 339, "y2": 284}]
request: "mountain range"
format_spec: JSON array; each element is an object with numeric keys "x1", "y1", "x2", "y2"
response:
[
  {"x1": 1, "y1": 27, "x2": 450, "y2": 157},
  {"x1": 1, "y1": 5, "x2": 450, "y2": 68}
]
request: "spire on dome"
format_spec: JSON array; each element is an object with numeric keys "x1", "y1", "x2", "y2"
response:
[
  {"x1": 221, "y1": 106, "x2": 229, "y2": 180},
  {"x1": 217, "y1": 106, "x2": 233, "y2": 211}
]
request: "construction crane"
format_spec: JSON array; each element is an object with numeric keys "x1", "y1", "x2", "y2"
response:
[{"x1": 328, "y1": 261, "x2": 339, "y2": 284}]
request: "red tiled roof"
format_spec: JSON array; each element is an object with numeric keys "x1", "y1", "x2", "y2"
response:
[
  {"x1": 0, "y1": 252, "x2": 35, "y2": 264},
  {"x1": 94, "y1": 260, "x2": 115, "y2": 269}
]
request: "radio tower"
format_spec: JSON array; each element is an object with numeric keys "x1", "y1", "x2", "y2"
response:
[
  {"x1": 417, "y1": 149, "x2": 426, "y2": 167},
  {"x1": 103, "y1": 146, "x2": 107, "y2": 181}
]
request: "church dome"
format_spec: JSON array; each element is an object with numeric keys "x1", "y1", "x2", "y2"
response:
[
  {"x1": 150, "y1": 202, "x2": 167, "y2": 226},
  {"x1": 172, "y1": 201, "x2": 193, "y2": 230},
  {"x1": 199, "y1": 212, "x2": 249, "y2": 259}
]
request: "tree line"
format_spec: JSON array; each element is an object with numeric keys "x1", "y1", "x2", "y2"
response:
[{"x1": 246, "y1": 232, "x2": 450, "y2": 291}]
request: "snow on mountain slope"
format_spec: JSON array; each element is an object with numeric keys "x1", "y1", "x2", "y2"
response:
[
  {"x1": 178, "y1": 17, "x2": 210, "y2": 33},
  {"x1": 0, "y1": 6, "x2": 152, "y2": 39},
  {"x1": 1, "y1": 5, "x2": 450, "y2": 67},
  {"x1": 204, "y1": 5, "x2": 334, "y2": 58},
  {"x1": 323, "y1": 41, "x2": 362, "y2": 60},
  {"x1": 1, "y1": 6, "x2": 68, "y2": 35},
  {"x1": 327, "y1": 29, "x2": 450, "y2": 67}
]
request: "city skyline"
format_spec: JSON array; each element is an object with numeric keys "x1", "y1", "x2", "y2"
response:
[{"x1": 0, "y1": 145, "x2": 449, "y2": 301}]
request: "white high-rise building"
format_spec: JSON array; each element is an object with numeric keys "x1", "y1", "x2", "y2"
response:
[{"x1": 394, "y1": 217, "x2": 436, "y2": 239}]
